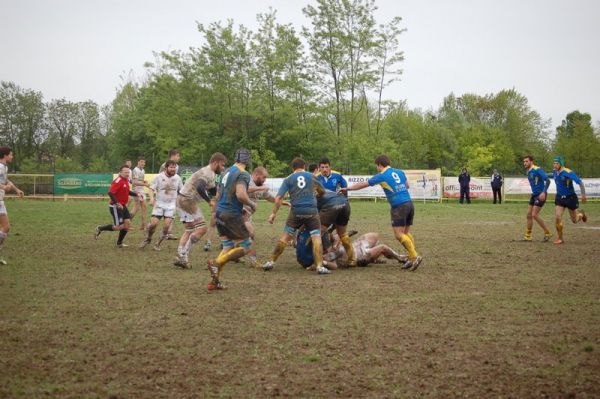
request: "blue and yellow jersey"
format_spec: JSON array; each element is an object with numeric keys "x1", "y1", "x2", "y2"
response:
[
  {"x1": 553, "y1": 167, "x2": 582, "y2": 197},
  {"x1": 277, "y1": 170, "x2": 322, "y2": 214},
  {"x1": 316, "y1": 171, "x2": 347, "y2": 192},
  {"x1": 216, "y1": 165, "x2": 251, "y2": 215},
  {"x1": 527, "y1": 165, "x2": 549, "y2": 196},
  {"x1": 367, "y1": 166, "x2": 411, "y2": 207},
  {"x1": 295, "y1": 228, "x2": 314, "y2": 267},
  {"x1": 317, "y1": 189, "x2": 348, "y2": 211}
]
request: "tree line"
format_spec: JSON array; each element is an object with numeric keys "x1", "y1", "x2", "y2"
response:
[{"x1": 2, "y1": 0, "x2": 599, "y2": 177}]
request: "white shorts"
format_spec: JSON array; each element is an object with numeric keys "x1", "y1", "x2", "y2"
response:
[
  {"x1": 133, "y1": 191, "x2": 147, "y2": 202},
  {"x1": 0, "y1": 201, "x2": 6, "y2": 216},
  {"x1": 152, "y1": 203, "x2": 176, "y2": 219},
  {"x1": 177, "y1": 196, "x2": 205, "y2": 223}
]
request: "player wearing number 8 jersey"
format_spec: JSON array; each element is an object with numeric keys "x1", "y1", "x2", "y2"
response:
[
  {"x1": 262, "y1": 157, "x2": 331, "y2": 275},
  {"x1": 342, "y1": 154, "x2": 422, "y2": 271}
]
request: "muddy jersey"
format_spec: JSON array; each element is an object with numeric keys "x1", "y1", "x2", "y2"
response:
[
  {"x1": 0, "y1": 163, "x2": 7, "y2": 200},
  {"x1": 131, "y1": 166, "x2": 146, "y2": 193},
  {"x1": 151, "y1": 172, "x2": 183, "y2": 207},
  {"x1": 179, "y1": 165, "x2": 216, "y2": 202},
  {"x1": 244, "y1": 179, "x2": 274, "y2": 214}
]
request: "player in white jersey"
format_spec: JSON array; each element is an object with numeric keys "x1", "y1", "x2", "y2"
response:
[
  {"x1": 130, "y1": 157, "x2": 149, "y2": 230},
  {"x1": 244, "y1": 167, "x2": 289, "y2": 267},
  {"x1": 174, "y1": 153, "x2": 227, "y2": 268},
  {"x1": 140, "y1": 161, "x2": 183, "y2": 251},
  {"x1": 0, "y1": 147, "x2": 25, "y2": 265},
  {"x1": 159, "y1": 149, "x2": 181, "y2": 240}
]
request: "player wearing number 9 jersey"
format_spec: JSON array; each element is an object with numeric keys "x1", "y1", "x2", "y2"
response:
[
  {"x1": 343, "y1": 154, "x2": 423, "y2": 271},
  {"x1": 262, "y1": 157, "x2": 331, "y2": 275}
]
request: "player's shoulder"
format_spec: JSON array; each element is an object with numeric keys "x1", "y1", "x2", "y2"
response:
[{"x1": 331, "y1": 170, "x2": 344, "y2": 177}]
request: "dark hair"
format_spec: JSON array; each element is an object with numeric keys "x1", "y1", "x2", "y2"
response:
[
  {"x1": 374, "y1": 155, "x2": 391, "y2": 167},
  {"x1": 119, "y1": 165, "x2": 130, "y2": 171},
  {"x1": 210, "y1": 152, "x2": 227, "y2": 164},
  {"x1": 308, "y1": 163, "x2": 318, "y2": 173},
  {"x1": 0, "y1": 146, "x2": 12, "y2": 159},
  {"x1": 137, "y1": 156, "x2": 145, "y2": 161},
  {"x1": 524, "y1": 155, "x2": 534, "y2": 162},
  {"x1": 292, "y1": 157, "x2": 306, "y2": 170},
  {"x1": 318, "y1": 157, "x2": 331, "y2": 166},
  {"x1": 164, "y1": 160, "x2": 177, "y2": 168},
  {"x1": 168, "y1": 149, "x2": 180, "y2": 157}
]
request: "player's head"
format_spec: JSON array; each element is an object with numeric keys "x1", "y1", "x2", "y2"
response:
[
  {"x1": 119, "y1": 165, "x2": 131, "y2": 179},
  {"x1": 523, "y1": 155, "x2": 534, "y2": 169},
  {"x1": 137, "y1": 157, "x2": 145, "y2": 168},
  {"x1": 374, "y1": 155, "x2": 391, "y2": 171},
  {"x1": 209, "y1": 152, "x2": 227, "y2": 173},
  {"x1": 164, "y1": 160, "x2": 177, "y2": 176},
  {"x1": 308, "y1": 163, "x2": 319, "y2": 176},
  {"x1": 252, "y1": 166, "x2": 268, "y2": 186},
  {"x1": 552, "y1": 156, "x2": 564, "y2": 170},
  {"x1": 292, "y1": 157, "x2": 306, "y2": 171},
  {"x1": 168, "y1": 149, "x2": 180, "y2": 163},
  {"x1": 0, "y1": 146, "x2": 14, "y2": 163},
  {"x1": 124, "y1": 159, "x2": 132, "y2": 168},
  {"x1": 233, "y1": 148, "x2": 251, "y2": 166},
  {"x1": 319, "y1": 157, "x2": 331, "y2": 176}
]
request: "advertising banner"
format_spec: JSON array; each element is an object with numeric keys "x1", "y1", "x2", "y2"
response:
[
  {"x1": 443, "y1": 177, "x2": 493, "y2": 198},
  {"x1": 54, "y1": 173, "x2": 113, "y2": 195},
  {"x1": 505, "y1": 177, "x2": 600, "y2": 198}
]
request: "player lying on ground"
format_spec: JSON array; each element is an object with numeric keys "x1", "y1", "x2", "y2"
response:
[{"x1": 140, "y1": 160, "x2": 183, "y2": 251}]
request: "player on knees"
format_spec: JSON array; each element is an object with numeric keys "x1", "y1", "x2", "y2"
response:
[
  {"x1": 140, "y1": 160, "x2": 183, "y2": 250},
  {"x1": 522, "y1": 155, "x2": 552, "y2": 242},
  {"x1": 130, "y1": 157, "x2": 150, "y2": 230},
  {"x1": 551, "y1": 156, "x2": 587, "y2": 245},
  {"x1": 316, "y1": 189, "x2": 356, "y2": 266},
  {"x1": 206, "y1": 149, "x2": 256, "y2": 290},
  {"x1": 0, "y1": 147, "x2": 25, "y2": 265},
  {"x1": 95, "y1": 165, "x2": 144, "y2": 248},
  {"x1": 263, "y1": 157, "x2": 330, "y2": 275},
  {"x1": 342, "y1": 154, "x2": 423, "y2": 271},
  {"x1": 174, "y1": 153, "x2": 227, "y2": 268}
]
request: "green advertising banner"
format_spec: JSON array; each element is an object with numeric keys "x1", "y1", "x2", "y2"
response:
[{"x1": 54, "y1": 173, "x2": 113, "y2": 195}]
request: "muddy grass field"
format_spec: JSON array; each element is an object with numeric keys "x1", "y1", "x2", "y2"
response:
[{"x1": 1, "y1": 200, "x2": 599, "y2": 398}]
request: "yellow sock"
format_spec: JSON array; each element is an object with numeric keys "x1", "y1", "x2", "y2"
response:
[
  {"x1": 340, "y1": 234, "x2": 355, "y2": 265},
  {"x1": 407, "y1": 233, "x2": 415, "y2": 246},
  {"x1": 270, "y1": 240, "x2": 287, "y2": 261},
  {"x1": 556, "y1": 221, "x2": 564, "y2": 240},
  {"x1": 216, "y1": 247, "x2": 245, "y2": 267},
  {"x1": 399, "y1": 234, "x2": 418, "y2": 259},
  {"x1": 312, "y1": 238, "x2": 323, "y2": 267}
]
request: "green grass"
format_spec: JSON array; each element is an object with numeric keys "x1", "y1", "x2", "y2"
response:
[{"x1": 1, "y1": 199, "x2": 599, "y2": 398}]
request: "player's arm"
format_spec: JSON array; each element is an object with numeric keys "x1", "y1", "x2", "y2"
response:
[
  {"x1": 343, "y1": 181, "x2": 370, "y2": 192},
  {"x1": 267, "y1": 196, "x2": 284, "y2": 224},
  {"x1": 539, "y1": 169, "x2": 550, "y2": 201},
  {"x1": 3, "y1": 180, "x2": 24, "y2": 198},
  {"x1": 567, "y1": 171, "x2": 586, "y2": 202},
  {"x1": 313, "y1": 179, "x2": 325, "y2": 196},
  {"x1": 196, "y1": 179, "x2": 213, "y2": 205},
  {"x1": 235, "y1": 182, "x2": 256, "y2": 212},
  {"x1": 339, "y1": 174, "x2": 349, "y2": 197}
]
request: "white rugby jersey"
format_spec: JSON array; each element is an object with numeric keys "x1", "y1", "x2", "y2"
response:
[
  {"x1": 179, "y1": 165, "x2": 215, "y2": 201},
  {"x1": 131, "y1": 166, "x2": 146, "y2": 193},
  {"x1": 0, "y1": 163, "x2": 7, "y2": 200},
  {"x1": 151, "y1": 172, "x2": 183, "y2": 206}
]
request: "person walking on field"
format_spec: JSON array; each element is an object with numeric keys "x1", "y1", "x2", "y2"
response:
[
  {"x1": 491, "y1": 169, "x2": 503, "y2": 204},
  {"x1": 0, "y1": 146, "x2": 25, "y2": 265},
  {"x1": 551, "y1": 156, "x2": 587, "y2": 245},
  {"x1": 458, "y1": 167, "x2": 471, "y2": 204}
]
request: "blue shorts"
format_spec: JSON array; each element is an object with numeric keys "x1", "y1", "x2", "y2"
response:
[
  {"x1": 555, "y1": 194, "x2": 579, "y2": 210},
  {"x1": 529, "y1": 194, "x2": 546, "y2": 207}
]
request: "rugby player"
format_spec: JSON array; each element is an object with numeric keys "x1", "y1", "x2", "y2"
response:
[
  {"x1": 206, "y1": 149, "x2": 256, "y2": 290},
  {"x1": 0, "y1": 147, "x2": 25, "y2": 265},
  {"x1": 342, "y1": 155, "x2": 423, "y2": 271},
  {"x1": 551, "y1": 156, "x2": 587, "y2": 245},
  {"x1": 159, "y1": 149, "x2": 181, "y2": 240},
  {"x1": 130, "y1": 157, "x2": 149, "y2": 230},
  {"x1": 324, "y1": 231, "x2": 408, "y2": 269},
  {"x1": 316, "y1": 189, "x2": 355, "y2": 266},
  {"x1": 317, "y1": 157, "x2": 348, "y2": 195},
  {"x1": 140, "y1": 160, "x2": 183, "y2": 251},
  {"x1": 174, "y1": 153, "x2": 227, "y2": 268},
  {"x1": 95, "y1": 165, "x2": 144, "y2": 247},
  {"x1": 262, "y1": 157, "x2": 331, "y2": 275},
  {"x1": 244, "y1": 166, "x2": 289, "y2": 267},
  {"x1": 522, "y1": 155, "x2": 552, "y2": 242}
]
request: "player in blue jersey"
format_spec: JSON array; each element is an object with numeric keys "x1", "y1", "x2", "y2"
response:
[
  {"x1": 342, "y1": 155, "x2": 422, "y2": 271},
  {"x1": 317, "y1": 157, "x2": 348, "y2": 195},
  {"x1": 551, "y1": 156, "x2": 587, "y2": 245},
  {"x1": 206, "y1": 149, "x2": 256, "y2": 290},
  {"x1": 317, "y1": 190, "x2": 355, "y2": 266},
  {"x1": 522, "y1": 155, "x2": 552, "y2": 242},
  {"x1": 263, "y1": 157, "x2": 331, "y2": 275}
]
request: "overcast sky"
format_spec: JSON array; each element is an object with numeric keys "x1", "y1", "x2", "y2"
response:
[{"x1": 1, "y1": 0, "x2": 599, "y2": 128}]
